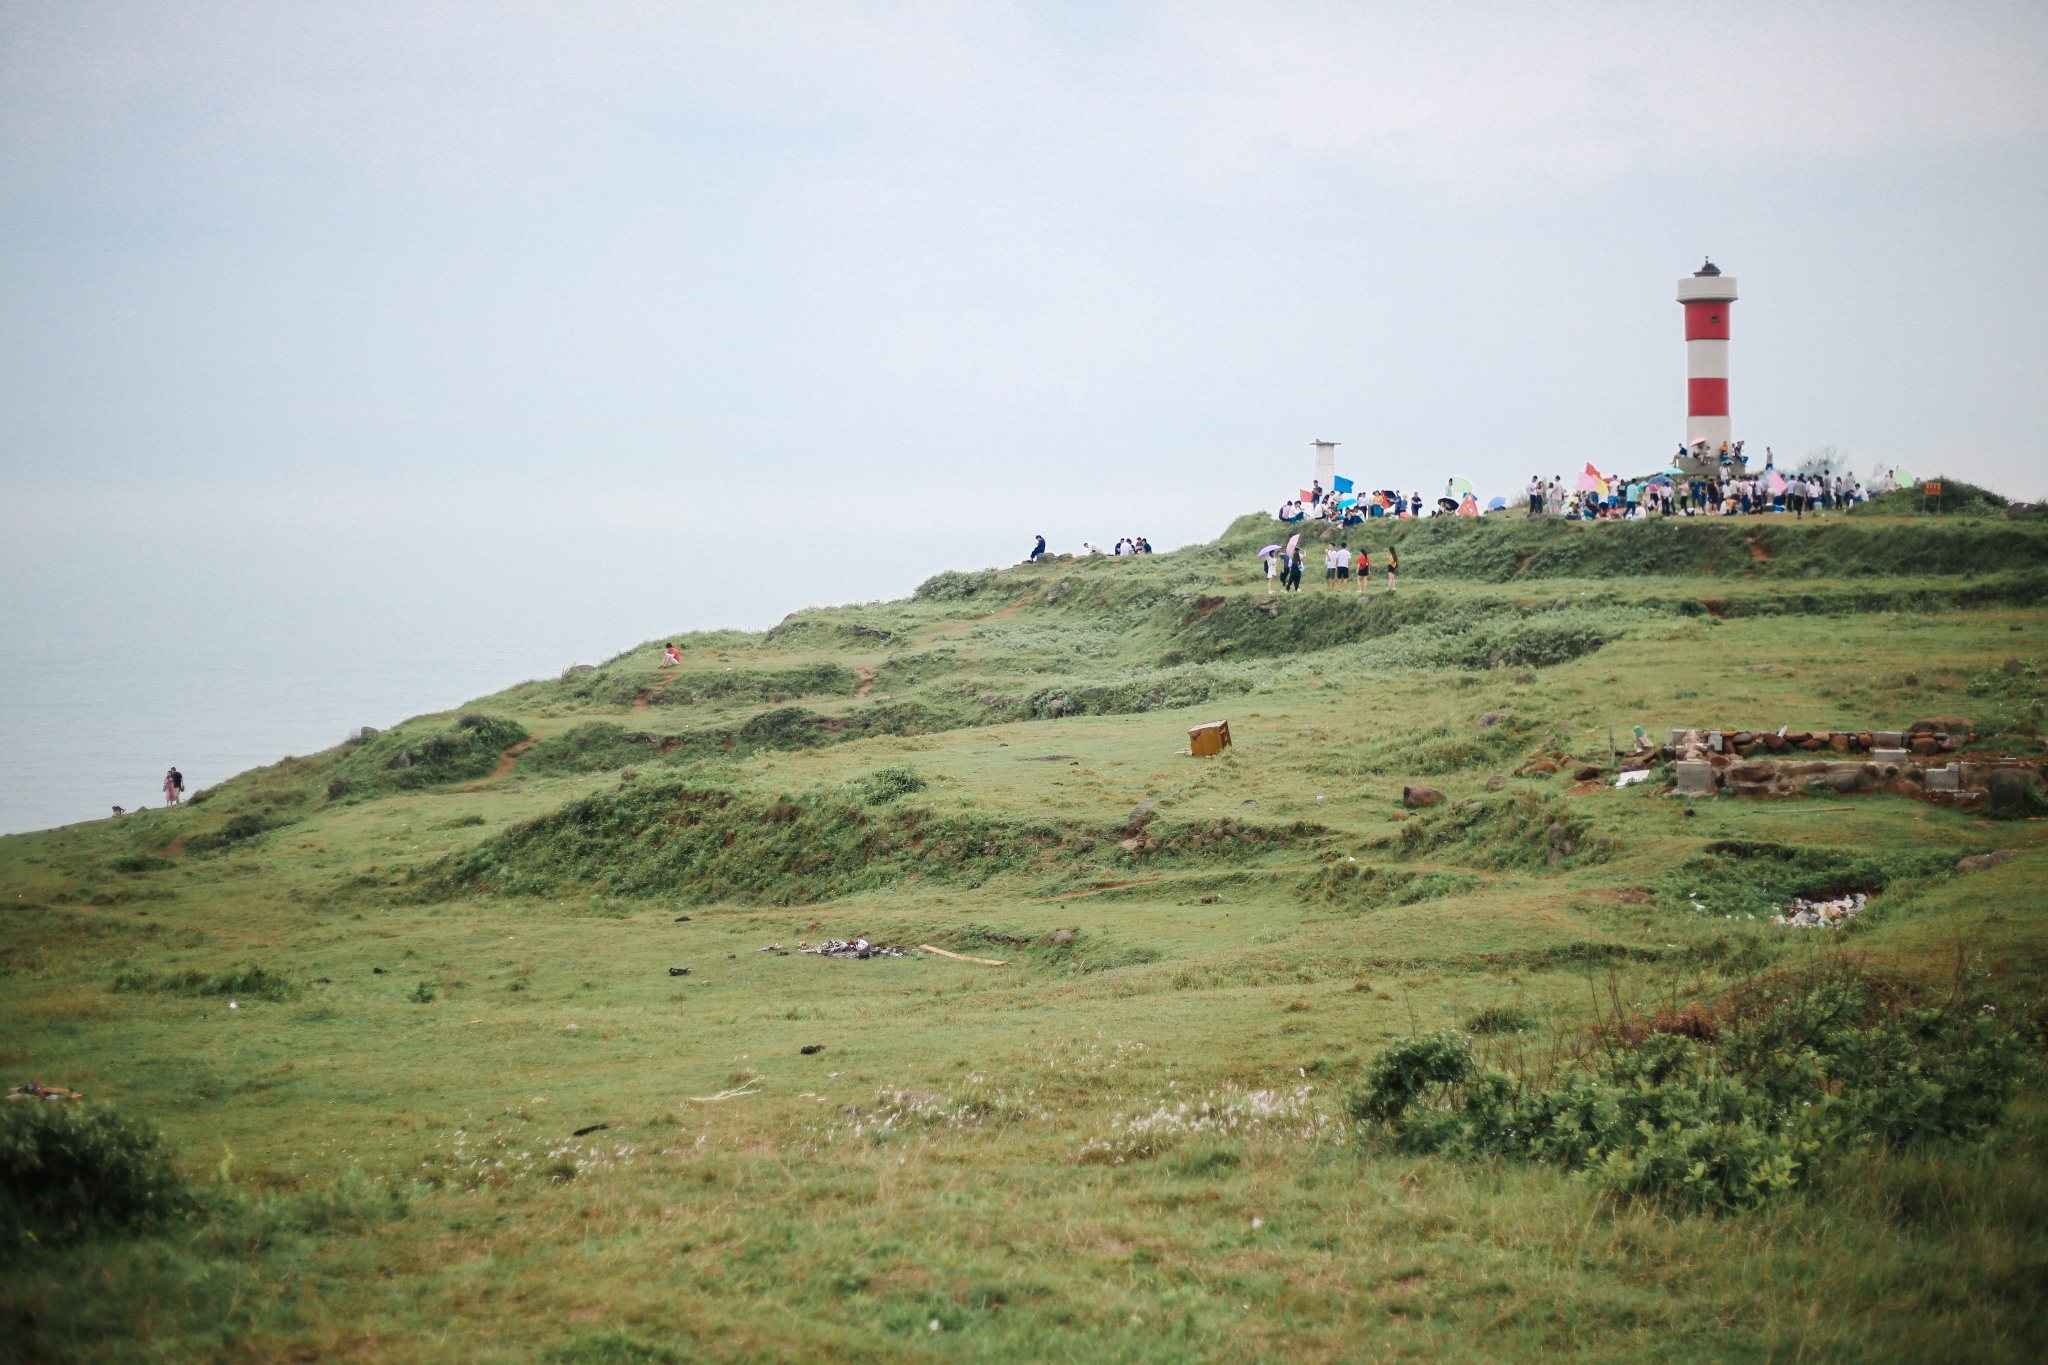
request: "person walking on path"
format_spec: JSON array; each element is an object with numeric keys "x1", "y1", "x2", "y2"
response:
[
  {"x1": 163, "y1": 767, "x2": 184, "y2": 806},
  {"x1": 1385, "y1": 545, "x2": 1398, "y2": 591}
]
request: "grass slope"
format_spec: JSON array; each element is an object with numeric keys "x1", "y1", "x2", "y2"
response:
[{"x1": 3, "y1": 505, "x2": 2046, "y2": 1362}]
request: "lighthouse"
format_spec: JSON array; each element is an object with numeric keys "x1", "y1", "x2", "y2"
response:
[{"x1": 1676, "y1": 259, "x2": 1737, "y2": 465}]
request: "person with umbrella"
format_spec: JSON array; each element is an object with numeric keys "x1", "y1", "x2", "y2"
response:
[{"x1": 1259, "y1": 542, "x2": 1283, "y2": 594}]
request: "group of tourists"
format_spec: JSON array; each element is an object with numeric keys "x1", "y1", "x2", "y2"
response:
[
  {"x1": 1279, "y1": 483, "x2": 1446, "y2": 524},
  {"x1": 1264, "y1": 538, "x2": 1397, "y2": 594},
  {"x1": 1026, "y1": 534, "x2": 1153, "y2": 562},
  {"x1": 1526, "y1": 455, "x2": 1869, "y2": 521}
]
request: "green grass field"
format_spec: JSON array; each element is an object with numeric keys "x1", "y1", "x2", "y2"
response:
[{"x1": 4, "y1": 506, "x2": 2046, "y2": 1362}]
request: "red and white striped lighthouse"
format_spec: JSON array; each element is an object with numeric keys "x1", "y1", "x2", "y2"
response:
[{"x1": 1677, "y1": 259, "x2": 1737, "y2": 451}]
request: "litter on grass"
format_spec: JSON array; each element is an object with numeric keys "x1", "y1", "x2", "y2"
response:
[
  {"x1": 1772, "y1": 892, "x2": 1867, "y2": 928},
  {"x1": 799, "y1": 938, "x2": 907, "y2": 959},
  {"x1": 8, "y1": 1079, "x2": 83, "y2": 1101},
  {"x1": 1614, "y1": 770, "x2": 1651, "y2": 788}
]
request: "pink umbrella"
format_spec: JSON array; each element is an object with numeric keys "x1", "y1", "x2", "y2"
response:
[{"x1": 1285, "y1": 532, "x2": 1301, "y2": 554}]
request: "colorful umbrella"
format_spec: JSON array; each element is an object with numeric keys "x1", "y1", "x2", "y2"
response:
[
  {"x1": 1486, "y1": 496, "x2": 1507, "y2": 511},
  {"x1": 1258, "y1": 544, "x2": 1282, "y2": 558},
  {"x1": 1447, "y1": 476, "x2": 1474, "y2": 496}
]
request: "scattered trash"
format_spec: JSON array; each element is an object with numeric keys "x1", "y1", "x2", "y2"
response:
[
  {"x1": 1772, "y1": 892, "x2": 1867, "y2": 928},
  {"x1": 800, "y1": 938, "x2": 906, "y2": 959},
  {"x1": 668, "y1": 966, "x2": 691, "y2": 976},
  {"x1": 228, "y1": 1001, "x2": 239, "y2": 1010},
  {"x1": 571, "y1": 1122, "x2": 610, "y2": 1137},
  {"x1": 689, "y1": 1082, "x2": 762, "y2": 1102},
  {"x1": 1614, "y1": 770, "x2": 1651, "y2": 788},
  {"x1": 920, "y1": 944, "x2": 1009, "y2": 966},
  {"x1": 801, "y1": 1044, "x2": 824, "y2": 1055},
  {"x1": 8, "y1": 1080, "x2": 84, "y2": 1102}
]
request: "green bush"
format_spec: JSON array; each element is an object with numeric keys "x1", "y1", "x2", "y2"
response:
[
  {"x1": 915, "y1": 569, "x2": 998, "y2": 601},
  {"x1": 182, "y1": 811, "x2": 284, "y2": 853},
  {"x1": 847, "y1": 766, "x2": 927, "y2": 805},
  {"x1": 1297, "y1": 864, "x2": 1478, "y2": 912},
  {"x1": 334, "y1": 713, "x2": 529, "y2": 795},
  {"x1": 0, "y1": 1104, "x2": 192, "y2": 1249},
  {"x1": 1849, "y1": 478, "x2": 2008, "y2": 519},
  {"x1": 1348, "y1": 964, "x2": 2031, "y2": 1210}
]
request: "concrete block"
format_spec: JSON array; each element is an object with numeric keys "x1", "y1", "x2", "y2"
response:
[
  {"x1": 1925, "y1": 764, "x2": 1960, "y2": 792},
  {"x1": 1873, "y1": 748, "x2": 1909, "y2": 764},
  {"x1": 1674, "y1": 761, "x2": 1716, "y2": 795},
  {"x1": 1874, "y1": 731, "x2": 1904, "y2": 748}
]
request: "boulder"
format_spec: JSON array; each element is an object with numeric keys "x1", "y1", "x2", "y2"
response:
[
  {"x1": 1827, "y1": 768, "x2": 1866, "y2": 794},
  {"x1": 1908, "y1": 716, "x2": 1973, "y2": 735},
  {"x1": 1828, "y1": 733, "x2": 1851, "y2": 752},
  {"x1": 1125, "y1": 801, "x2": 1158, "y2": 832},
  {"x1": 1047, "y1": 928, "x2": 1076, "y2": 944},
  {"x1": 1573, "y1": 764, "x2": 1606, "y2": 781},
  {"x1": 1729, "y1": 761, "x2": 1777, "y2": 783},
  {"x1": 1957, "y1": 849, "x2": 2016, "y2": 873},
  {"x1": 326, "y1": 776, "x2": 350, "y2": 799},
  {"x1": 1910, "y1": 736, "x2": 1941, "y2": 756},
  {"x1": 1403, "y1": 785, "x2": 1447, "y2": 808}
]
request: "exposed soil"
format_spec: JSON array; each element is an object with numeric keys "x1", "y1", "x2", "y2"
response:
[{"x1": 467, "y1": 737, "x2": 538, "y2": 789}]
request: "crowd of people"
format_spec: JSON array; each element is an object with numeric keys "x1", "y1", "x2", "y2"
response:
[
  {"x1": 1526, "y1": 448, "x2": 1870, "y2": 521},
  {"x1": 1025, "y1": 534, "x2": 1152, "y2": 562},
  {"x1": 1263, "y1": 536, "x2": 1398, "y2": 594},
  {"x1": 1278, "y1": 482, "x2": 1453, "y2": 524}
]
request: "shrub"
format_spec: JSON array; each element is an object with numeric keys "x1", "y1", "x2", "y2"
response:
[
  {"x1": 0, "y1": 1104, "x2": 191, "y2": 1249},
  {"x1": 182, "y1": 811, "x2": 284, "y2": 853},
  {"x1": 1466, "y1": 1005, "x2": 1535, "y2": 1035},
  {"x1": 914, "y1": 569, "x2": 996, "y2": 601},
  {"x1": 1654, "y1": 840, "x2": 1955, "y2": 920},
  {"x1": 847, "y1": 766, "x2": 926, "y2": 805},
  {"x1": 1349, "y1": 963, "x2": 2031, "y2": 1210},
  {"x1": 1297, "y1": 864, "x2": 1478, "y2": 912}
]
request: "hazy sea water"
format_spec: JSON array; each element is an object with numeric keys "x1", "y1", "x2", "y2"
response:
[{"x1": 0, "y1": 513, "x2": 1026, "y2": 837}]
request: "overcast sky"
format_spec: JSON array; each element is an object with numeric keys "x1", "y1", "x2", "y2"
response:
[{"x1": 2, "y1": 3, "x2": 2045, "y2": 828}]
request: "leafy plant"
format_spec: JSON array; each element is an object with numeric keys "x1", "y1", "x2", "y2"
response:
[{"x1": 0, "y1": 1104, "x2": 192, "y2": 1249}]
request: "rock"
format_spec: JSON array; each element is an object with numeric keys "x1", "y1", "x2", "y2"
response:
[
  {"x1": 675, "y1": 915, "x2": 692, "y2": 922},
  {"x1": 1572, "y1": 764, "x2": 1605, "y2": 781},
  {"x1": 1797, "y1": 739, "x2": 1824, "y2": 751},
  {"x1": 2005, "y1": 659, "x2": 2025, "y2": 675},
  {"x1": 1908, "y1": 716, "x2": 1972, "y2": 735},
  {"x1": 668, "y1": 966, "x2": 690, "y2": 976},
  {"x1": 801, "y1": 1044, "x2": 824, "y2": 1055},
  {"x1": 1514, "y1": 672, "x2": 1536, "y2": 684},
  {"x1": 1119, "y1": 837, "x2": 1141, "y2": 851},
  {"x1": 1047, "y1": 697, "x2": 1070, "y2": 717},
  {"x1": 1479, "y1": 711, "x2": 1507, "y2": 727},
  {"x1": 1048, "y1": 929, "x2": 1076, "y2": 944},
  {"x1": 1402, "y1": 785, "x2": 1446, "y2": 808},
  {"x1": 1070, "y1": 836, "x2": 1095, "y2": 853},
  {"x1": 386, "y1": 749, "x2": 413, "y2": 770},
  {"x1": 326, "y1": 776, "x2": 350, "y2": 799},
  {"x1": 1957, "y1": 849, "x2": 2016, "y2": 873},
  {"x1": 1126, "y1": 801, "x2": 1158, "y2": 831},
  {"x1": 1485, "y1": 774, "x2": 1506, "y2": 790},
  {"x1": 1674, "y1": 761, "x2": 1716, "y2": 795},
  {"x1": 1987, "y1": 768, "x2": 2032, "y2": 816},
  {"x1": 568, "y1": 664, "x2": 596, "y2": 674},
  {"x1": 1523, "y1": 759, "x2": 1560, "y2": 775},
  {"x1": 1910, "y1": 736, "x2": 1941, "y2": 756},
  {"x1": 1828, "y1": 733, "x2": 1850, "y2": 752},
  {"x1": 1827, "y1": 768, "x2": 1866, "y2": 794},
  {"x1": 1082, "y1": 686, "x2": 1106, "y2": 700},
  {"x1": 1728, "y1": 761, "x2": 1776, "y2": 783}
]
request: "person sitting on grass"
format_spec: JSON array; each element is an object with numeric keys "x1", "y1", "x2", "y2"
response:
[{"x1": 662, "y1": 644, "x2": 681, "y2": 667}]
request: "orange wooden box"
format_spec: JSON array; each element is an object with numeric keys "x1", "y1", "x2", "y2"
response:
[{"x1": 1188, "y1": 721, "x2": 1232, "y2": 757}]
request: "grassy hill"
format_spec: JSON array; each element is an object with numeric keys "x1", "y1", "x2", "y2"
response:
[{"x1": 4, "y1": 506, "x2": 2046, "y2": 1361}]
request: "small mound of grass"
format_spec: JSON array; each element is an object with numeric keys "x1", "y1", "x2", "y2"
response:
[
  {"x1": 111, "y1": 964, "x2": 299, "y2": 1003},
  {"x1": 1298, "y1": 864, "x2": 1479, "y2": 912},
  {"x1": 1395, "y1": 791, "x2": 1604, "y2": 871}
]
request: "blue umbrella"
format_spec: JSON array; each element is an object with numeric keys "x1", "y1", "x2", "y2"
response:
[{"x1": 1486, "y1": 496, "x2": 1507, "y2": 511}]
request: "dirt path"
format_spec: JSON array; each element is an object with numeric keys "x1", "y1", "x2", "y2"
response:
[
  {"x1": 942, "y1": 600, "x2": 1029, "y2": 637},
  {"x1": 467, "y1": 737, "x2": 538, "y2": 790},
  {"x1": 634, "y1": 670, "x2": 683, "y2": 713},
  {"x1": 1033, "y1": 877, "x2": 1161, "y2": 902},
  {"x1": 854, "y1": 666, "x2": 877, "y2": 700}
]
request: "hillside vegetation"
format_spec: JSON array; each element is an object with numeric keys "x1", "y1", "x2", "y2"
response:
[{"x1": 3, "y1": 506, "x2": 2046, "y2": 1362}]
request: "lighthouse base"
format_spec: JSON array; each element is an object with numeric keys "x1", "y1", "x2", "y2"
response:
[{"x1": 1686, "y1": 415, "x2": 1732, "y2": 450}]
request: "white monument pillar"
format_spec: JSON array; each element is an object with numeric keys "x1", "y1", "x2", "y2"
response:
[{"x1": 1311, "y1": 439, "x2": 1338, "y2": 491}]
